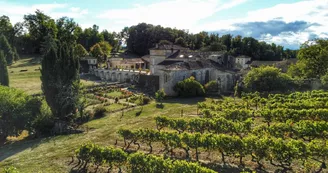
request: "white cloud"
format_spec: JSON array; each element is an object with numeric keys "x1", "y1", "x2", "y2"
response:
[
  {"x1": 0, "y1": 1, "x2": 88, "y2": 24},
  {"x1": 97, "y1": 0, "x2": 248, "y2": 32},
  {"x1": 198, "y1": 0, "x2": 328, "y2": 48}
]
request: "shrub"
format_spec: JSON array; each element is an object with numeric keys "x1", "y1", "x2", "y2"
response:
[
  {"x1": 134, "y1": 95, "x2": 151, "y2": 105},
  {"x1": 155, "y1": 89, "x2": 166, "y2": 104},
  {"x1": 94, "y1": 106, "x2": 107, "y2": 118},
  {"x1": 31, "y1": 100, "x2": 55, "y2": 137},
  {"x1": 174, "y1": 76, "x2": 205, "y2": 97},
  {"x1": 204, "y1": 80, "x2": 218, "y2": 93},
  {"x1": 3, "y1": 166, "x2": 19, "y2": 173},
  {"x1": 243, "y1": 66, "x2": 294, "y2": 92},
  {"x1": 0, "y1": 86, "x2": 42, "y2": 140}
]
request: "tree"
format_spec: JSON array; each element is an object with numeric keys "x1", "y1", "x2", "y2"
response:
[
  {"x1": 75, "y1": 44, "x2": 88, "y2": 58},
  {"x1": 244, "y1": 66, "x2": 293, "y2": 92},
  {"x1": 0, "y1": 34, "x2": 14, "y2": 64},
  {"x1": 202, "y1": 42, "x2": 227, "y2": 52},
  {"x1": 220, "y1": 34, "x2": 232, "y2": 51},
  {"x1": 290, "y1": 40, "x2": 328, "y2": 78},
  {"x1": 0, "y1": 86, "x2": 40, "y2": 140},
  {"x1": 0, "y1": 15, "x2": 13, "y2": 42},
  {"x1": 41, "y1": 40, "x2": 80, "y2": 125},
  {"x1": 98, "y1": 41, "x2": 112, "y2": 56},
  {"x1": 175, "y1": 37, "x2": 186, "y2": 47},
  {"x1": 155, "y1": 89, "x2": 166, "y2": 105},
  {"x1": 56, "y1": 17, "x2": 78, "y2": 43},
  {"x1": 90, "y1": 43, "x2": 104, "y2": 63},
  {"x1": 0, "y1": 51, "x2": 9, "y2": 86},
  {"x1": 24, "y1": 10, "x2": 57, "y2": 53},
  {"x1": 174, "y1": 76, "x2": 205, "y2": 97},
  {"x1": 204, "y1": 80, "x2": 218, "y2": 93},
  {"x1": 12, "y1": 47, "x2": 19, "y2": 61}
]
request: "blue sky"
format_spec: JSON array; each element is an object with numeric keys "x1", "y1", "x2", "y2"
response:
[{"x1": 1, "y1": 0, "x2": 328, "y2": 49}]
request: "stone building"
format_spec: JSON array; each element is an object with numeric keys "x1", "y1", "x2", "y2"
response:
[
  {"x1": 79, "y1": 56, "x2": 98, "y2": 73},
  {"x1": 92, "y1": 44, "x2": 240, "y2": 96},
  {"x1": 235, "y1": 55, "x2": 251, "y2": 69},
  {"x1": 149, "y1": 44, "x2": 237, "y2": 96}
]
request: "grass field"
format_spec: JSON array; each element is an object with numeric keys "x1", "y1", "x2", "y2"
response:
[
  {"x1": 8, "y1": 57, "x2": 42, "y2": 95},
  {"x1": 8, "y1": 57, "x2": 100, "y2": 95},
  {"x1": 0, "y1": 98, "x2": 203, "y2": 173}
]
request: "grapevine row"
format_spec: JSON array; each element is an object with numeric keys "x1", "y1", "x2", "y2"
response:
[
  {"x1": 252, "y1": 120, "x2": 328, "y2": 141},
  {"x1": 118, "y1": 129, "x2": 328, "y2": 171},
  {"x1": 259, "y1": 108, "x2": 328, "y2": 122},
  {"x1": 74, "y1": 143, "x2": 216, "y2": 173},
  {"x1": 155, "y1": 116, "x2": 253, "y2": 136}
]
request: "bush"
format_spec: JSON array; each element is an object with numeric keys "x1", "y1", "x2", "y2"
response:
[
  {"x1": 0, "y1": 86, "x2": 42, "y2": 140},
  {"x1": 31, "y1": 100, "x2": 55, "y2": 137},
  {"x1": 94, "y1": 106, "x2": 107, "y2": 118},
  {"x1": 134, "y1": 95, "x2": 151, "y2": 105},
  {"x1": 174, "y1": 76, "x2": 205, "y2": 97},
  {"x1": 244, "y1": 66, "x2": 294, "y2": 92},
  {"x1": 3, "y1": 166, "x2": 19, "y2": 173},
  {"x1": 155, "y1": 89, "x2": 166, "y2": 104},
  {"x1": 204, "y1": 80, "x2": 218, "y2": 93}
]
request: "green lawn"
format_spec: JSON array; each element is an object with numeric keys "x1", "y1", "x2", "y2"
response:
[
  {"x1": 8, "y1": 57, "x2": 42, "y2": 95},
  {"x1": 105, "y1": 103, "x2": 126, "y2": 112},
  {"x1": 8, "y1": 57, "x2": 98, "y2": 95},
  {"x1": 106, "y1": 91, "x2": 123, "y2": 97},
  {"x1": 0, "y1": 99, "x2": 204, "y2": 173}
]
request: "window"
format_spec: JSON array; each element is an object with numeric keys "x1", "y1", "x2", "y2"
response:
[{"x1": 164, "y1": 74, "x2": 168, "y2": 83}]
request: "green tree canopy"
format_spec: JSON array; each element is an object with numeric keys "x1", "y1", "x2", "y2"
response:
[
  {"x1": 289, "y1": 40, "x2": 328, "y2": 78},
  {"x1": 0, "y1": 34, "x2": 14, "y2": 64},
  {"x1": 244, "y1": 66, "x2": 293, "y2": 92},
  {"x1": 24, "y1": 10, "x2": 58, "y2": 53},
  {"x1": 175, "y1": 37, "x2": 187, "y2": 47},
  {"x1": 0, "y1": 51, "x2": 9, "y2": 86},
  {"x1": 75, "y1": 44, "x2": 88, "y2": 58},
  {"x1": 98, "y1": 41, "x2": 112, "y2": 56},
  {"x1": 41, "y1": 40, "x2": 80, "y2": 123},
  {"x1": 155, "y1": 89, "x2": 166, "y2": 105},
  {"x1": 90, "y1": 43, "x2": 104, "y2": 62},
  {"x1": 0, "y1": 86, "x2": 40, "y2": 140},
  {"x1": 174, "y1": 76, "x2": 205, "y2": 97}
]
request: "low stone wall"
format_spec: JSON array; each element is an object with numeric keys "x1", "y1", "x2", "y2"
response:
[{"x1": 94, "y1": 69, "x2": 143, "y2": 83}]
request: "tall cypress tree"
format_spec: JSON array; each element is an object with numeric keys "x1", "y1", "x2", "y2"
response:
[
  {"x1": 41, "y1": 39, "x2": 80, "y2": 124},
  {"x1": 0, "y1": 51, "x2": 9, "y2": 86},
  {"x1": 0, "y1": 34, "x2": 14, "y2": 65}
]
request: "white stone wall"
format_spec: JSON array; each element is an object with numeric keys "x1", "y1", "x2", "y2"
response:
[
  {"x1": 157, "y1": 68, "x2": 234, "y2": 96},
  {"x1": 94, "y1": 69, "x2": 140, "y2": 83},
  {"x1": 235, "y1": 57, "x2": 251, "y2": 69}
]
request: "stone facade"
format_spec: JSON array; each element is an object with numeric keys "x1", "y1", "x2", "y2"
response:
[
  {"x1": 91, "y1": 44, "x2": 239, "y2": 96},
  {"x1": 235, "y1": 55, "x2": 251, "y2": 69},
  {"x1": 149, "y1": 45, "x2": 237, "y2": 96},
  {"x1": 93, "y1": 69, "x2": 143, "y2": 83},
  {"x1": 158, "y1": 68, "x2": 235, "y2": 96}
]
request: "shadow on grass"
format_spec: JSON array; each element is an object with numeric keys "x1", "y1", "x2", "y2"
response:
[
  {"x1": 11, "y1": 58, "x2": 41, "y2": 68},
  {"x1": 0, "y1": 129, "x2": 84, "y2": 162},
  {"x1": 202, "y1": 162, "x2": 266, "y2": 173},
  {"x1": 156, "y1": 103, "x2": 164, "y2": 109},
  {"x1": 162, "y1": 97, "x2": 206, "y2": 105},
  {"x1": 0, "y1": 137, "x2": 52, "y2": 161}
]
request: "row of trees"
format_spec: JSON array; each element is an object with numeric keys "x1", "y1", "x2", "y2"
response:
[
  {"x1": 1, "y1": 12, "x2": 297, "y2": 61},
  {"x1": 126, "y1": 23, "x2": 298, "y2": 60},
  {"x1": 0, "y1": 11, "x2": 118, "y2": 56}
]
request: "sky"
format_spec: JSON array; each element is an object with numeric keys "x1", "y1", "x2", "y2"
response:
[{"x1": 1, "y1": 0, "x2": 328, "y2": 49}]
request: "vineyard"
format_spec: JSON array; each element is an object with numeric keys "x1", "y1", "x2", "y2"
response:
[{"x1": 73, "y1": 90, "x2": 328, "y2": 173}]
